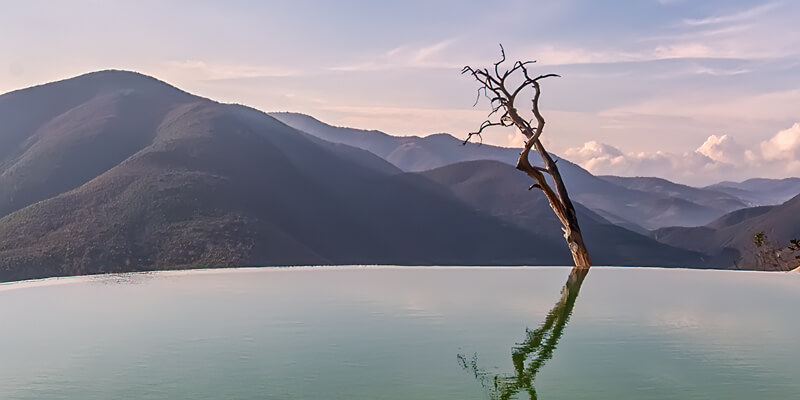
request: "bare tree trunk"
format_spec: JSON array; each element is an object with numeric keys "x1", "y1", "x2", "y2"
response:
[
  {"x1": 515, "y1": 141, "x2": 592, "y2": 268},
  {"x1": 463, "y1": 46, "x2": 592, "y2": 268}
]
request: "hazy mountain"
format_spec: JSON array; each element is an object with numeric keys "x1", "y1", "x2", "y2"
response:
[
  {"x1": 652, "y1": 195, "x2": 800, "y2": 268},
  {"x1": 0, "y1": 71, "x2": 196, "y2": 219},
  {"x1": 270, "y1": 112, "x2": 746, "y2": 230},
  {"x1": 600, "y1": 176, "x2": 748, "y2": 213},
  {"x1": 421, "y1": 160, "x2": 705, "y2": 267},
  {"x1": 705, "y1": 178, "x2": 800, "y2": 206},
  {"x1": 704, "y1": 205, "x2": 774, "y2": 230},
  {"x1": 269, "y1": 111, "x2": 521, "y2": 171},
  {"x1": 0, "y1": 71, "x2": 575, "y2": 281}
]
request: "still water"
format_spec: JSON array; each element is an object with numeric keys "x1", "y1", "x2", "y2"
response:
[{"x1": 1, "y1": 266, "x2": 798, "y2": 399}]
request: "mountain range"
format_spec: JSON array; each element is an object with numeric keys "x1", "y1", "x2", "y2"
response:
[
  {"x1": 653, "y1": 196, "x2": 800, "y2": 268},
  {"x1": 271, "y1": 112, "x2": 799, "y2": 230},
  {"x1": 0, "y1": 71, "x2": 797, "y2": 281}
]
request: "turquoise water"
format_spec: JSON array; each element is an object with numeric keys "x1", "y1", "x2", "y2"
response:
[{"x1": 1, "y1": 267, "x2": 798, "y2": 399}]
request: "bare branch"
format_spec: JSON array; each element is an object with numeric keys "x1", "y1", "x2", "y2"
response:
[
  {"x1": 462, "y1": 46, "x2": 592, "y2": 269},
  {"x1": 463, "y1": 120, "x2": 504, "y2": 145},
  {"x1": 503, "y1": 60, "x2": 536, "y2": 83},
  {"x1": 471, "y1": 87, "x2": 483, "y2": 107},
  {"x1": 511, "y1": 72, "x2": 560, "y2": 101},
  {"x1": 494, "y1": 44, "x2": 507, "y2": 79}
]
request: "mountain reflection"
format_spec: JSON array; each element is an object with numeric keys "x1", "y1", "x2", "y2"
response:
[{"x1": 459, "y1": 266, "x2": 590, "y2": 400}]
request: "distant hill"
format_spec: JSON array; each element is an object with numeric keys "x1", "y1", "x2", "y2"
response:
[
  {"x1": 599, "y1": 176, "x2": 748, "y2": 213},
  {"x1": 269, "y1": 111, "x2": 521, "y2": 172},
  {"x1": 0, "y1": 71, "x2": 196, "y2": 219},
  {"x1": 652, "y1": 194, "x2": 800, "y2": 268},
  {"x1": 421, "y1": 160, "x2": 705, "y2": 267},
  {"x1": 705, "y1": 178, "x2": 800, "y2": 206},
  {"x1": 270, "y1": 112, "x2": 750, "y2": 230}
]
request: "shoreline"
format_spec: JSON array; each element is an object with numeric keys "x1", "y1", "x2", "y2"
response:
[{"x1": 1, "y1": 264, "x2": 792, "y2": 289}]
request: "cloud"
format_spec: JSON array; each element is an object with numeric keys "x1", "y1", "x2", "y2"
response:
[
  {"x1": 522, "y1": 37, "x2": 773, "y2": 69},
  {"x1": 329, "y1": 39, "x2": 464, "y2": 72},
  {"x1": 754, "y1": 123, "x2": 800, "y2": 175},
  {"x1": 563, "y1": 141, "x2": 624, "y2": 167},
  {"x1": 563, "y1": 141, "x2": 718, "y2": 182},
  {"x1": 412, "y1": 39, "x2": 457, "y2": 64},
  {"x1": 683, "y1": 2, "x2": 782, "y2": 26},
  {"x1": 634, "y1": 2, "x2": 796, "y2": 63},
  {"x1": 525, "y1": 45, "x2": 642, "y2": 66},
  {"x1": 564, "y1": 123, "x2": 800, "y2": 185},
  {"x1": 602, "y1": 88, "x2": 800, "y2": 124},
  {"x1": 696, "y1": 134, "x2": 745, "y2": 164},
  {"x1": 652, "y1": 43, "x2": 728, "y2": 59},
  {"x1": 761, "y1": 122, "x2": 800, "y2": 162},
  {"x1": 690, "y1": 65, "x2": 750, "y2": 76}
]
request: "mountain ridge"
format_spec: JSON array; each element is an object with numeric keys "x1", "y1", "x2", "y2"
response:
[
  {"x1": 652, "y1": 194, "x2": 800, "y2": 268},
  {"x1": 420, "y1": 160, "x2": 706, "y2": 267},
  {"x1": 270, "y1": 112, "x2": 787, "y2": 230}
]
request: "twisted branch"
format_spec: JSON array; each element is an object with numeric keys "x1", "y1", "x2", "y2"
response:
[{"x1": 463, "y1": 45, "x2": 592, "y2": 268}]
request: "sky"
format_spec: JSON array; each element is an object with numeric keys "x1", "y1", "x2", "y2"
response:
[{"x1": 1, "y1": 0, "x2": 799, "y2": 185}]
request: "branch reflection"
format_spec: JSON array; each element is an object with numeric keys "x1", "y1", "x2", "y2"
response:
[{"x1": 459, "y1": 266, "x2": 590, "y2": 399}]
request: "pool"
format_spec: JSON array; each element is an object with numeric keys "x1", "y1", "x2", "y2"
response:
[{"x1": 1, "y1": 266, "x2": 798, "y2": 399}]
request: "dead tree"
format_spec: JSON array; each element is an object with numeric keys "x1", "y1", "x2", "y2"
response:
[{"x1": 462, "y1": 45, "x2": 591, "y2": 268}]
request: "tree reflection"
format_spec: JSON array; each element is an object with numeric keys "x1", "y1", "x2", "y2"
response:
[{"x1": 459, "y1": 266, "x2": 590, "y2": 399}]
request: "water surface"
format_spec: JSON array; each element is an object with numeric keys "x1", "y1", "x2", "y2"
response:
[{"x1": 1, "y1": 267, "x2": 798, "y2": 399}]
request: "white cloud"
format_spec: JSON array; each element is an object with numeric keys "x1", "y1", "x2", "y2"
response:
[
  {"x1": 690, "y1": 65, "x2": 750, "y2": 76},
  {"x1": 564, "y1": 123, "x2": 800, "y2": 185},
  {"x1": 653, "y1": 43, "x2": 718, "y2": 59},
  {"x1": 524, "y1": 45, "x2": 642, "y2": 66},
  {"x1": 761, "y1": 123, "x2": 800, "y2": 161},
  {"x1": 563, "y1": 141, "x2": 623, "y2": 166},
  {"x1": 564, "y1": 141, "x2": 719, "y2": 182},
  {"x1": 696, "y1": 134, "x2": 744, "y2": 164}
]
